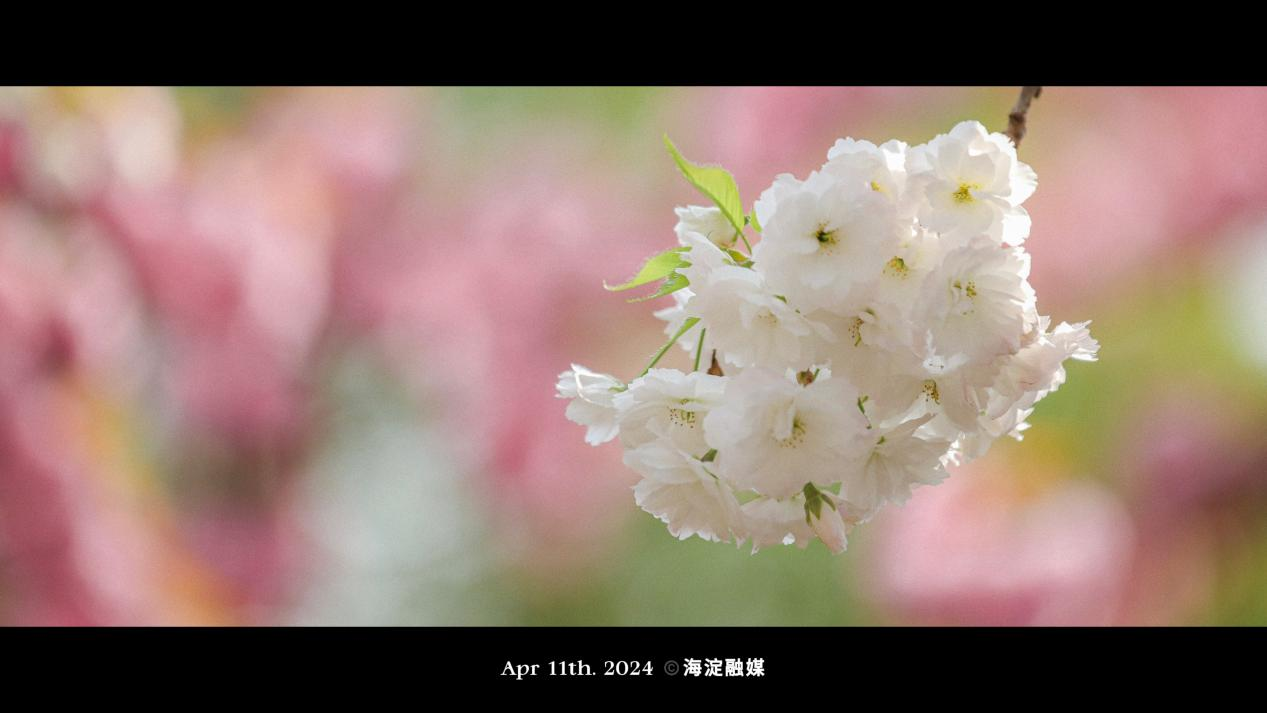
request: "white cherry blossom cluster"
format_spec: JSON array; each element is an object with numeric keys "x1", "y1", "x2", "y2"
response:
[{"x1": 557, "y1": 121, "x2": 1098, "y2": 553}]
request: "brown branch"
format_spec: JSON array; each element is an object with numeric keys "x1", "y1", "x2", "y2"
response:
[{"x1": 1005, "y1": 86, "x2": 1042, "y2": 149}]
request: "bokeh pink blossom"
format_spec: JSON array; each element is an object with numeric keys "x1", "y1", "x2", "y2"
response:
[{"x1": 2, "y1": 86, "x2": 1267, "y2": 625}]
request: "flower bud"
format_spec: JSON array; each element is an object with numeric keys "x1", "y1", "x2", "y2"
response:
[
  {"x1": 804, "y1": 485, "x2": 850, "y2": 554},
  {"x1": 809, "y1": 502, "x2": 849, "y2": 554}
]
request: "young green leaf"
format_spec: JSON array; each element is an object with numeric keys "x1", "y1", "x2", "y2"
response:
[
  {"x1": 663, "y1": 134, "x2": 745, "y2": 235},
  {"x1": 639, "y1": 316, "x2": 700, "y2": 376},
  {"x1": 603, "y1": 246, "x2": 689, "y2": 292},
  {"x1": 724, "y1": 248, "x2": 753, "y2": 267},
  {"x1": 626, "y1": 270, "x2": 689, "y2": 303}
]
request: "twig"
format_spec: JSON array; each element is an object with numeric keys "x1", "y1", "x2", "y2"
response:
[{"x1": 1005, "y1": 86, "x2": 1042, "y2": 149}]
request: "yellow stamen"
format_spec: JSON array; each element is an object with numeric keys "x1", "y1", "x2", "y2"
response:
[
  {"x1": 814, "y1": 222, "x2": 839, "y2": 253},
  {"x1": 668, "y1": 408, "x2": 697, "y2": 427},
  {"x1": 952, "y1": 183, "x2": 979, "y2": 204},
  {"x1": 922, "y1": 379, "x2": 941, "y2": 404},
  {"x1": 777, "y1": 418, "x2": 807, "y2": 448}
]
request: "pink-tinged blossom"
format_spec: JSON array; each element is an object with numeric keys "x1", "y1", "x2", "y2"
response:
[
  {"x1": 1120, "y1": 388, "x2": 1267, "y2": 516},
  {"x1": 1024, "y1": 87, "x2": 1267, "y2": 307},
  {"x1": 335, "y1": 146, "x2": 672, "y2": 560},
  {"x1": 1108, "y1": 388, "x2": 1261, "y2": 625},
  {"x1": 0, "y1": 212, "x2": 232, "y2": 624},
  {"x1": 865, "y1": 466, "x2": 1135, "y2": 625},
  {"x1": 100, "y1": 138, "x2": 335, "y2": 452}
]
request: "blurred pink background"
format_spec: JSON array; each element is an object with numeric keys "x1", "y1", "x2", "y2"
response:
[{"x1": 2, "y1": 86, "x2": 1266, "y2": 625}]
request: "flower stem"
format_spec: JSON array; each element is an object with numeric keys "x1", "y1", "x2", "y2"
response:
[{"x1": 639, "y1": 317, "x2": 700, "y2": 377}]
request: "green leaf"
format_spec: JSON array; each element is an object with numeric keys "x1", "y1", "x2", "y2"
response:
[
  {"x1": 639, "y1": 317, "x2": 700, "y2": 377},
  {"x1": 626, "y1": 270, "x2": 689, "y2": 303},
  {"x1": 663, "y1": 134, "x2": 745, "y2": 235},
  {"x1": 604, "y1": 246, "x2": 689, "y2": 292},
  {"x1": 724, "y1": 248, "x2": 753, "y2": 267}
]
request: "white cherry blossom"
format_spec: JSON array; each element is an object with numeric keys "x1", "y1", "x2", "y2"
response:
[
  {"x1": 627, "y1": 439, "x2": 746, "y2": 545},
  {"x1": 555, "y1": 364, "x2": 623, "y2": 445},
  {"x1": 614, "y1": 368, "x2": 726, "y2": 457},
  {"x1": 704, "y1": 367, "x2": 869, "y2": 499},
  {"x1": 675, "y1": 204, "x2": 738, "y2": 248},
  {"x1": 561, "y1": 120, "x2": 1095, "y2": 555},
  {"x1": 684, "y1": 263, "x2": 831, "y2": 371},
  {"x1": 914, "y1": 236, "x2": 1034, "y2": 362},
  {"x1": 906, "y1": 120, "x2": 1037, "y2": 247},
  {"x1": 740, "y1": 495, "x2": 815, "y2": 553},
  {"x1": 823, "y1": 137, "x2": 912, "y2": 216},
  {"x1": 755, "y1": 179, "x2": 901, "y2": 313},
  {"x1": 839, "y1": 414, "x2": 953, "y2": 518}
]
